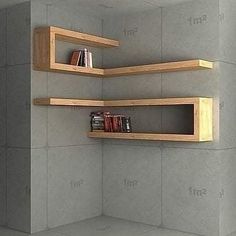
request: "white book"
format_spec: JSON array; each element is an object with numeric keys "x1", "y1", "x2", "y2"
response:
[
  {"x1": 88, "y1": 52, "x2": 93, "y2": 68},
  {"x1": 84, "y1": 48, "x2": 88, "y2": 67}
]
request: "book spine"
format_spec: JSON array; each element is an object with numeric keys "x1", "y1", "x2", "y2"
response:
[
  {"x1": 70, "y1": 51, "x2": 80, "y2": 66},
  {"x1": 88, "y1": 52, "x2": 93, "y2": 68},
  {"x1": 84, "y1": 48, "x2": 88, "y2": 67}
]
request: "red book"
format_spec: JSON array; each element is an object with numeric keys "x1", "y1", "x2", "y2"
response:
[{"x1": 70, "y1": 51, "x2": 81, "y2": 66}]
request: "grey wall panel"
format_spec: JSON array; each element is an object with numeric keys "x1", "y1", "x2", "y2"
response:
[
  {"x1": 103, "y1": 144, "x2": 162, "y2": 226},
  {"x1": 0, "y1": 68, "x2": 6, "y2": 147},
  {"x1": 7, "y1": 2, "x2": 31, "y2": 66},
  {"x1": 219, "y1": 0, "x2": 236, "y2": 64},
  {"x1": 162, "y1": 148, "x2": 220, "y2": 236},
  {"x1": 31, "y1": 70, "x2": 48, "y2": 149},
  {"x1": 0, "y1": 9, "x2": 6, "y2": 68},
  {"x1": 7, "y1": 148, "x2": 31, "y2": 232},
  {"x1": 30, "y1": 1, "x2": 104, "y2": 231},
  {"x1": 0, "y1": 148, "x2": 6, "y2": 226},
  {"x1": 7, "y1": 64, "x2": 31, "y2": 148},
  {"x1": 47, "y1": 108, "x2": 100, "y2": 147},
  {"x1": 162, "y1": 0, "x2": 219, "y2": 62},
  {"x1": 48, "y1": 145, "x2": 102, "y2": 228},
  {"x1": 31, "y1": 148, "x2": 47, "y2": 233},
  {"x1": 102, "y1": 8, "x2": 162, "y2": 68},
  {"x1": 219, "y1": 149, "x2": 236, "y2": 236},
  {"x1": 219, "y1": 62, "x2": 236, "y2": 149}
]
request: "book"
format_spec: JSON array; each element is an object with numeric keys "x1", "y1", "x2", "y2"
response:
[
  {"x1": 84, "y1": 48, "x2": 89, "y2": 67},
  {"x1": 88, "y1": 52, "x2": 93, "y2": 68},
  {"x1": 70, "y1": 51, "x2": 81, "y2": 66},
  {"x1": 70, "y1": 49, "x2": 93, "y2": 68},
  {"x1": 78, "y1": 50, "x2": 84, "y2": 66},
  {"x1": 90, "y1": 111, "x2": 132, "y2": 133}
]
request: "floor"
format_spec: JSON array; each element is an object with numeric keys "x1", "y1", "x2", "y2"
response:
[{"x1": 0, "y1": 216, "x2": 199, "y2": 236}]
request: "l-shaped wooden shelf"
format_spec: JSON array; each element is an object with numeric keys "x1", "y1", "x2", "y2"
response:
[
  {"x1": 34, "y1": 97, "x2": 213, "y2": 142},
  {"x1": 34, "y1": 26, "x2": 213, "y2": 77}
]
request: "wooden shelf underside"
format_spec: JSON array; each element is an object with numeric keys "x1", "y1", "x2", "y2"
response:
[
  {"x1": 88, "y1": 132, "x2": 198, "y2": 142},
  {"x1": 35, "y1": 60, "x2": 213, "y2": 77}
]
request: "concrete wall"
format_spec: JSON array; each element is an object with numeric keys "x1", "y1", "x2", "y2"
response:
[
  {"x1": 0, "y1": 1, "x2": 31, "y2": 232},
  {"x1": 219, "y1": 1, "x2": 236, "y2": 236},
  {"x1": 102, "y1": 1, "x2": 223, "y2": 236},
  {"x1": 30, "y1": 1, "x2": 103, "y2": 233},
  {"x1": 1, "y1": 0, "x2": 236, "y2": 235}
]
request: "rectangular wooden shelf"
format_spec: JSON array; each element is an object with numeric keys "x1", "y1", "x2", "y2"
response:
[
  {"x1": 34, "y1": 97, "x2": 213, "y2": 142},
  {"x1": 33, "y1": 26, "x2": 118, "y2": 75},
  {"x1": 103, "y1": 60, "x2": 213, "y2": 77},
  {"x1": 34, "y1": 26, "x2": 213, "y2": 77},
  {"x1": 33, "y1": 98, "x2": 104, "y2": 107},
  {"x1": 49, "y1": 63, "x2": 104, "y2": 77},
  {"x1": 88, "y1": 132, "x2": 200, "y2": 142}
]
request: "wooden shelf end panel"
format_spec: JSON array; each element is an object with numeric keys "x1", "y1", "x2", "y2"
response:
[
  {"x1": 34, "y1": 28, "x2": 51, "y2": 70},
  {"x1": 198, "y1": 98, "x2": 213, "y2": 141}
]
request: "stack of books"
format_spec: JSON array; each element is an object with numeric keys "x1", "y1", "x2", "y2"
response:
[
  {"x1": 90, "y1": 111, "x2": 132, "y2": 133},
  {"x1": 90, "y1": 111, "x2": 104, "y2": 132},
  {"x1": 70, "y1": 48, "x2": 93, "y2": 68}
]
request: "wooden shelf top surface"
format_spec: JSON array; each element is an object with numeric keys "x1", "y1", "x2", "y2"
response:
[
  {"x1": 36, "y1": 60, "x2": 213, "y2": 77},
  {"x1": 103, "y1": 60, "x2": 213, "y2": 77},
  {"x1": 34, "y1": 97, "x2": 211, "y2": 107}
]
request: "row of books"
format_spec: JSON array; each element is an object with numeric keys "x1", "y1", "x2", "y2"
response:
[
  {"x1": 90, "y1": 111, "x2": 132, "y2": 133},
  {"x1": 70, "y1": 48, "x2": 93, "y2": 68}
]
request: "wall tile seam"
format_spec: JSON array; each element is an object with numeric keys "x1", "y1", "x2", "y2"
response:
[
  {"x1": 4, "y1": 7, "x2": 8, "y2": 227},
  {"x1": 6, "y1": 63, "x2": 31, "y2": 68},
  {"x1": 102, "y1": 143, "x2": 236, "y2": 151},
  {"x1": 30, "y1": 144, "x2": 102, "y2": 149},
  {"x1": 218, "y1": 60, "x2": 236, "y2": 67}
]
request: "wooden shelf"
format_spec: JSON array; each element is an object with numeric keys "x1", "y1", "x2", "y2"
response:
[
  {"x1": 88, "y1": 132, "x2": 200, "y2": 142},
  {"x1": 103, "y1": 60, "x2": 213, "y2": 77},
  {"x1": 33, "y1": 26, "x2": 119, "y2": 75},
  {"x1": 33, "y1": 98, "x2": 104, "y2": 107},
  {"x1": 34, "y1": 97, "x2": 213, "y2": 142},
  {"x1": 49, "y1": 63, "x2": 104, "y2": 77},
  {"x1": 34, "y1": 26, "x2": 213, "y2": 77}
]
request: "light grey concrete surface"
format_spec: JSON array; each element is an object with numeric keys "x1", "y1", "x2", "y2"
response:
[
  {"x1": 0, "y1": 148, "x2": 6, "y2": 226},
  {"x1": 0, "y1": 216, "x2": 199, "y2": 236},
  {"x1": 47, "y1": 145, "x2": 102, "y2": 228},
  {"x1": 1, "y1": 0, "x2": 236, "y2": 235},
  {"x1": 103, "y1": 145, "x2": 162, "y2": 226},
  {"x1": 7, "y1": 148, "x2": 31, "y2": 232}
]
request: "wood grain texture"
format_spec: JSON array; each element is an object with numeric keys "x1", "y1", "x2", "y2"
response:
[
  {"x1": 51, "y1": 26, "x2": 119, "y2": 47},
  {"x1": 34, "y1": 97, "x2": 213, "y2": 142},
  {"x1": 103, "y1": 60, "x2": 213, "y2": 77},
  {"x1": 88, "y1": 132, "x2": 199, "y2": 142},
  {"x1": 33, "y1": 98, "x2": 104, "y2": 107},
  {"x1": 34, "y1": 27, "x2": 213, "y2": 77}
]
